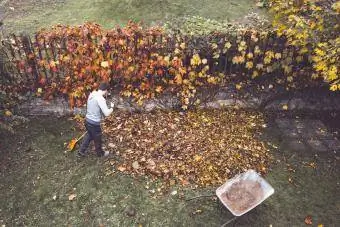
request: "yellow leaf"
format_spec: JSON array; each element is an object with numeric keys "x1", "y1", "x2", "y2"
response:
[
  {"x1": 264, "y1": 57, "x2": 271, "y2": 64},
  {"x1": 190, "y1": 54, "x2": 202, "y2": 66},
  {"x1": 315, "y1": 61, "x2": 327, "y2": 72},
  {"x1": 327, "y1": 66, "x2": 338, "y2": 81},
  {"x1": 202, "y1": 58, "x2": 208, "y2": 64},
  {"x1": 246, "y1": 61, "x2": 254, "y2": 69},
  {"x1": 155, "y1": 86, "x2": 163, "y2": 93},
  {"x1": 236, "y1": 84, "x2": 242, "y2": 90},
  {"x1": 4, "y1": 110, "x2": 12, "y2": 117},
  {"x1": 265, "y1": 51, "x2": 275, "y2": 58},
  {"x1": 299, "y1": 47, "x2": 309, "y2": 54},
  {"x1": 194, "y1": 155, "x2": 202, "y2": 162},
  {"x1": 254, "y1": 46, "x2": 261, "y2": 54},
  {"x1": 180, "y1": 42, "x2": 186, "y2": 49},
  {"x1": 175, "y1": 74, "x2": 183, "y2": 85},
  {"x1": 252, "y1": 71, "x2": 259, "y2": 78},
  {"x1": 164, "y1": 56, "x2": 170, "y2": 63},
  {"x1": 282, "y1": 104, "x2": 288, "y2": 110},
  {"x1": 213, "y1": 53, "x2": 220, "y2": 59},
  {"x1": 211, "y1": 43, "x2": 218, "y2": 49},
  {"x1": 232, "y1": 56, "x2": 245, "y2": 64},
  {"x1": 315, "y1": 48, "x2": 325, "y2": 57},
  {"x1": 275, "y1": 53, "x2": 282, "y2": 60},
  {"x1": 332, "y1": 2, "x2": 340, "y2": 13},
  {"x1": 224, "y1": 42, "x2": 232, "y2": 49},
  {"x1": 37, "y1": 88, "x2": 43, "y2": 93},
  {"x1": 101, "y1": 61, "x2": 109, "y2": 68},
  {"x1": 330, "y1": 84, "x2": 338, "y2": 91}
]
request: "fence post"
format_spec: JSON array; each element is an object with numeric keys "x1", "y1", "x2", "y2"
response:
[{"x1": 21, "y1": 34, "x2": 39, "y2": 84}]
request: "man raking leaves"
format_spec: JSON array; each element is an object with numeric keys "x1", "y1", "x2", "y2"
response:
[{"x1": 77, "y1": 82, "x2": 114, "y2": 157}]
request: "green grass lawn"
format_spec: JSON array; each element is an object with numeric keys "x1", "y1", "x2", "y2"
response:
[
  {"x1": 0, "y1": 114, "x2": 339, "y2": 226},
  {"x1": 2, "y1": 0, "x2": 264, "y2": 34}
]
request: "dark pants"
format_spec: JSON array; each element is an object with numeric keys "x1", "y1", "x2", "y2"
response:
[{"x1": 79, "y1": 121, "x2": 104, "y2": 157}]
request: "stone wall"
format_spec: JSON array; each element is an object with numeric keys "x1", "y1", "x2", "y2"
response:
[{"x1": 17, "y1": 87, "x2": 340, "y2": 116}]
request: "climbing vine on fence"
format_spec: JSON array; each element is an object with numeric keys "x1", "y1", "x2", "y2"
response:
[
  {"x1": 3, "y1": 10, "x2": 337, "y2": 110},
  {"x1": 268, "y1": 0, "x2": 340, "y2": 90}
]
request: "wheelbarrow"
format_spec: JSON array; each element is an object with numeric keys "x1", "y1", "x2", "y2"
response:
[
  {"x1": 186, "y1": 169, "x2": 274, "y2": 226},
  {"x1": 215, "y1": 169, "x2": 275, "y2": 226}
]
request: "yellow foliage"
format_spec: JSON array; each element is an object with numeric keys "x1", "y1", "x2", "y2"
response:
[
  {"x1": 232, "y1": 56, "x2": 245, "y2": 64},
  {"x1": 252, "y1": 71, "x2": 259, "y2": 79},
  {"x1": 224, "y1": 42, "x2": 232, "y2": 49},
  {"x1": 332, "y1": 2, "x2": 340, "y2": 13},
  {"x1": 246, "y1": 61, "x2": 254, "y2": 69},
  {"x1": 190, "y1": 54, "x2": 202, "y2": 66}
]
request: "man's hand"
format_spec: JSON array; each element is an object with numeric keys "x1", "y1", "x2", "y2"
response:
[{"x1": 110, "y1": 102, "x2": 115, "y2": 108}]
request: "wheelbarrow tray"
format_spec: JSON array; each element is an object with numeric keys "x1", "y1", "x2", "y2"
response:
[{"x1": 216, "y1": 169, "x2": 274, "y2": 216}]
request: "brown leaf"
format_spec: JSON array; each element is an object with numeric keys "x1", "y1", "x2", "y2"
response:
[
  {"x1": 117, "y1": 166, "x2": 126, "y2": 172},
  {"x1": 304, "y1": 216, "x2": 312, "y2": 225},
  {"x1": 68, "y1": 194, "x2": 77, "y2": 201}
]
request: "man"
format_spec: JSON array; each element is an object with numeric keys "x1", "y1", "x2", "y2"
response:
[{"x1": 78, "y1": 82, "x2": 114, "y2": 157}]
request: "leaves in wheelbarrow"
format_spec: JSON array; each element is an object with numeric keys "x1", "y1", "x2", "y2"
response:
[{"x1": 102, "y1": 109, "x2": 272, "y2": 188}]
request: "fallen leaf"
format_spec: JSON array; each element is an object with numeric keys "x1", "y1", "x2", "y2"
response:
[
  {"x1": 117, "y1": 166, "x2": 126, "y2": 172},
  {"x1": 132, "y1": 161, "x2": 140, "y2": 170},
  {"x1": 304, "y1": 215, "x2": 312, "y2": 225},
  {"x1": 194, "y1": 155, "x2": 202, "y2": 162},
  {"x1": 108, "y1": 143, "x2": 115, "y2": 148},
  {"x1": 171, "y1": 190, "x2": 178, "y2": 195},
  {"x1": 68, "y1": 194, "x2": 77, "y2": 201},
  {"x1": 192, "y1": 209, "x2": 203, "y2": 215},
  {"x1": 101, "y1": 61, "x2": 109, "y2": 68},
  {"x1": 4, "y1": 110, "x2": 12, "y2": 117}
]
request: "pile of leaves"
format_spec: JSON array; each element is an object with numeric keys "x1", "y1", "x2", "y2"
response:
[{"x1": 99, "y1": 109, "x2": 271, "y2": 187}]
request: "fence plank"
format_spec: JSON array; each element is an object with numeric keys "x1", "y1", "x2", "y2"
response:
[
  {"x1": 35, "y1": 34, "x2": 48, "y2": 82},
  {"x1": 43, "y1": 37, "x2": 54, "y2": 79},
  {"x1": 12, "y1": 34, "x2": 30, "y2": 82}
]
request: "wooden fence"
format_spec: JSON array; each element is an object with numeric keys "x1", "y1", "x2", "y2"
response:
[{"x1": 1, "y1": 27, "x2": 305, "y2": 92}]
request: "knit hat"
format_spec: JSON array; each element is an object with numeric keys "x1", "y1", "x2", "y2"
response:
[{"x1": 98, "y1": 82, "x2": 109, "y2": 91}]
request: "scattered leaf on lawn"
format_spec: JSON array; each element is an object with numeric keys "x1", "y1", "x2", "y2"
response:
[
  {"x1": 304, "y1": 215, "x2": 312, "y2": 225},
  {"x1": 132, "y1": 161, "x2": 140, "y2": 170},
  {"x1": 117, "y1": 166, "x2": 126, "y2": 172},
  {"x1": 4, "y1": 110, "x2": 12, "y2": 117},
  {"x1": 68, "y1": 194, "x2": 77, "y2": 201},
  {"x1": 192, "y1": 209, "x2": 203, "y2": 215}
]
